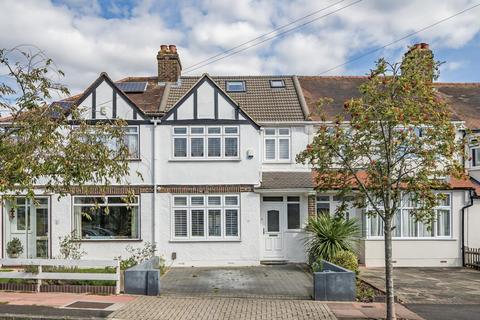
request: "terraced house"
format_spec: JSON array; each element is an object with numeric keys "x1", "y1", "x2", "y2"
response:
[{"x1": 2, "y1": 44, "x2": 480, "y2": 267}]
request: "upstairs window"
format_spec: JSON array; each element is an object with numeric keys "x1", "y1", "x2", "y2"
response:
[
  {"x1": 269, "y1": 80, "x2": 285, "y2": 88},
  {"x1": 226, "y1": 81, "x2": 245, "y2": 92},
  {"x1": 471, "y1": 147, "x2": 480, "y2": 167},
  {"x1": 172, "y1": 126, "x2": 239, "y2": 160},
  {"x1": 264, "y1": 128, "x2": 290, "y2": 162}
]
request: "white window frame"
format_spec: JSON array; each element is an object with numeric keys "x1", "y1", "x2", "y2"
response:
[
  {"x1": 365, "y1": 192, "x2": 452, "y2": 240},
  {"x1": 471, "y1": 146, "x2": 480, "y2": 168},
  {"x1": 286, "y1": 196, "x2": 301, "y2": 231},
  {"x1": 226, "y1": 81, "x2": 246, "y2": 92},
  {"x1": 72, "y1": 195, "x2": 140, "y2": 241},
  {"x1": 263, "y1": 127, "x2": 291, "y2": 162},
  {"x1": 172, "y1": 126, "x2": 240, "y2": 160},
  {"x1": 171, "y1": 194, "x2": 240, "y2": 241}
]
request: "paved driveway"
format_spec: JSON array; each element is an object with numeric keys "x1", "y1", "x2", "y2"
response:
[
  {"x1": 360, "y1": 267, "x2": 480, "y2": 320},
  {"x1": 161, "y1": 264, "x2": 313, "y2": 300}
]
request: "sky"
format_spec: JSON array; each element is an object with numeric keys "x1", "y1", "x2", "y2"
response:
[{"x1": 1, "y1": 0, "x2": 479, "y2": 96}]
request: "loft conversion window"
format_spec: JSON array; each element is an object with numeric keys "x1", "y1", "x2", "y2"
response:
[
  {"x1": 226, "y1": 81, "x2": 245, "y2": 92},
  {"x1": 172, "y1": 126, "x2": 239, "y2": 160},
  {"x1": 172, "y1": 194, "x2": 240, "y2": 241},
  {"x1": 264, "y1": 128, "x2": 290, "y2": 162},
  {"x1": 269, "y1": 79, "x2": 285, "y2": 88},
  {"x1": 73, "y1": 196, "x2": 140, "y2": 240}
]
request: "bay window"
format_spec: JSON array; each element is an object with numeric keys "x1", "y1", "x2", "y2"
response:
[
  {"x1": 365, "y1": 193, "x2": 452, "y2": 239},
  {"x1": 172, "y1": 126, "x2": 239, "y2": 160},
  {"x1": 172, "y1": 195, "x2": 240, "y2": 240},
  {"x1": 264, "y1": 128, "x2": 290, "y2": 161},
  {"x1": 73, "y1": 196, "x2": 139, "y2": 240}
]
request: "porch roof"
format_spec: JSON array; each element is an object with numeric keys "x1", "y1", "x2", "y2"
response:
[{"x1": 258, "y1": 171, "x2": 315, "y2": 189}]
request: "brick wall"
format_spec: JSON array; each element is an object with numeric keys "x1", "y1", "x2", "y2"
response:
[{"x1": 308, "y1": 194, "x2": 316, "y2": 217}]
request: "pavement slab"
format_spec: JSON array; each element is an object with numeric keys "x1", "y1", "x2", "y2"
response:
[{"x1": 327, "y1": 302, "x2": 424, "y2": 320}]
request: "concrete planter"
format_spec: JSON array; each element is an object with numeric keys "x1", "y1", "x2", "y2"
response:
[
  {"x1": 313, "y1": 260, "x2": 356, "y2": 301},
  {"x1": 124, "y1": 257, "x2": 161, "y2": 296}
]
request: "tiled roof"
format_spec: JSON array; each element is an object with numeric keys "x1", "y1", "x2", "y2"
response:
[
  {"x1": 434, "y1": 83, "x2": 480, "y2": 129},
  {"x1": 165, "y1": 75, "x2": 306, "y2": 122},
  {"x1": 258, "y1": 171, "x2": 315, "y2": 189},
  {"x1": 116, "y1": 76, "x2": 165, "y2": 115}
]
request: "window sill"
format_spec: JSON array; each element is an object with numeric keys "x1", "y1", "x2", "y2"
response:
[
  {"x1": 362, "y1": 237, "x2": 456, "y2": 241},
  {"x1": 284, "y1": 229, "x2": 304, "y2": 233},
  {"x1": 169, "y1": 158, "x2": 241, "y2": 162},
  {"x1": 263, "y1": 161, "x2": 292, "y2": 164},
  {"x1": 73, "y1": 238, "x2": 143, "y2": 242},
  {"x1": 169, "y1": 239, "x2": 241, "y2": 243},
  {"x1": 127, "y1": 158, "x2": 142, "y2": 162}
]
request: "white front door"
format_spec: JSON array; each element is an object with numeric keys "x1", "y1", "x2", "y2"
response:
[{"x1": 262, "y1": 203, "x2": 285, "y2": 259}]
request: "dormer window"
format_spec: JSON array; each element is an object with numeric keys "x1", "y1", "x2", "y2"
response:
[
  {"x1": 226, "y1": 81, "x2": 245, "y2": 92},
  {"x1": 269, "y1": 80, "x2": 285, "y2": 88}
]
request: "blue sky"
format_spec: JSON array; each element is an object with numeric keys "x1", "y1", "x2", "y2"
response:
[{"x1": 1, "y1": 0, "x2": 479, "y2": 94}]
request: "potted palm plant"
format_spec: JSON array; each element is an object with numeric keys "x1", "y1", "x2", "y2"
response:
[{"x1": 6, "y1": 238, "x2": 23, "y2": 258}]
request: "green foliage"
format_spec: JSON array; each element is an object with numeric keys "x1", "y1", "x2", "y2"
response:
[
  {"x1": 311, "y1": 258, "x2": 324, "y2": 272},
  {"x1": 6, "y1": 237, "x2": 23, "y2": 257},
  {"x1": 58, "y1": 232, "x2": 85, "y2": 260},
  {"x1": 117, "y1": 242, "x2": 157, "y2": 270},
  {"x1": 304, "y1": 214, "x2": 360, "y2": 263},
  {"x1": 0, "y1": 46, "x2": 133, "y2": 203},
  {"x1": 356, "y1": 280, "x2": 376, "y2": 302},
  {"x1": 330, "y1": 250, "x2": 359, "y2": 274},
  {"x1": 24, "y1": 265, "x2": 39, "y2": 274}
]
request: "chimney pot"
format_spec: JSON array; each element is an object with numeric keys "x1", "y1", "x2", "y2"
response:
[
  {"x1": 160, "y1": 44, "x2": 168, "y2": 52},
  {"x1": 420, "y1": 42, "x2": 429, "y2": 49},
  {"x1": 169, "y1": 45, "x2": 177, "y2": 53}
]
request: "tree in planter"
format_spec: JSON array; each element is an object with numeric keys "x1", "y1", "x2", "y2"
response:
[
  {"x1": 297, "y1": 45, "x2": 465, "y2": 319},
  {"x1": 304, "y1": 214, "x2": 360, "y2": 264},
  {"x1": 0, "y1": 46, "x2": 131, "y2": 204},
  {"x1": 6, "y1": 237, "x2": 23, "y2": 258}
]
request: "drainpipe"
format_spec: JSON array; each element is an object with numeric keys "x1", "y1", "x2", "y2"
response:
[
  {"x1": 152, "y1": 118, "x2": 160, "y2": 247},
  {"x1": 461, "y1": 189, "x2": 474, "y2": 267}
]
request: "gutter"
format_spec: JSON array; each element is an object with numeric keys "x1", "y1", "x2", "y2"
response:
[
  {"x1": 292, "y1": 76, "x2": 310, "y2": 120},
  {"x1": 461, "y1": 189, "x2": 474, "y2": 267}
]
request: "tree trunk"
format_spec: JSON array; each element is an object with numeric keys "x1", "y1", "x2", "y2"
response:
[{"x1": 384, "y1": 215, "x2": 396, "y2": 320}]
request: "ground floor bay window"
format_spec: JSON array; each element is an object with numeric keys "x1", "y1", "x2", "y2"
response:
[
  {"x1": 172, "y1": 194, "x2": 240, "y2": 241},
  {"x1": 365, "y1": 193, "x2": 452, "y2": 239},
  {"x1": 73, "y1": 196, "x2": 139, "y2": 240}
]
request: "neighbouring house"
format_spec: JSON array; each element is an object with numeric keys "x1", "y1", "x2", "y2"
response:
[{"x1": 1, "y1": 43, "x2": 480, "y2": 267}]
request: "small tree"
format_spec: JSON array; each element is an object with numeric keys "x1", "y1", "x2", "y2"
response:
[
  {"x1": 0, "y1": 46, "x2": 131, "y2": 202},
  {"x1": 297, "y1": 46, "x2": 465, "y2": 319}
]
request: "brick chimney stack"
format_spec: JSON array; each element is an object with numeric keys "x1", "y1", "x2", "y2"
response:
[
  {"x1": 401, "y1": 42, "x2": 434, "y2": 82},
  {"x1": 157, "y1": 44, "x2": 182, "y2": 84}
]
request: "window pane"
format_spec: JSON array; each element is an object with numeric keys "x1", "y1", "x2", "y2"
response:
[
  {"x1": 173, "y1": 127, "x2": 187, "y2": 134},
  {"x1": 287, "y1": 203, "x2": 300, "y2": 229},
  {"x1": 78, "y1": 206, "x2": 138, "y2": 239},
  {"x1": 224, "y1": 127, "x2": 238, "y2": 134},
  {"x1": 226, "y1": 81, "x2": 245, "y2": 92},
  {"x1": 225, "y1": 209, "x2": 239, "y2": 236},
  {"x1": 267, "y1": 210, "x2": 280, "y2": 232},
  {"x1": 225, "y1": 196, "x2": 239, "y2": 206},
  {"x1": 317, "y1": 196, "x2": 330, "y2": 201},
  {"x1": 437, "y1": 194, "x2": 450, "y2": 207},
  {"x1": 368, "y1": 215, "x2": 384, "y2": 237},
  {"x1": 278, "y1": 138, "x2": 289, "y2": 159},
  {"x1": 191, "y1": 127, "x2": 204, "y2": 134},
  {"x1": 403, "y1": 209, "x2": 418, "y2": 237},
  {"x1": 265, "y1": 128, "x2": 275, "y2": 135},
  {"x1": 191, "y1": 138, "x2": 204, "y2": 157},
  {"x1": 174, "y1": 197, "x2": 187, "y2": 206},
  {"x1": 208, "y1": 209, "x2": 222, "y2": 236},
  {"x1": 224, "y1": 137, "x2": 238, "y2": 157},
  {"x1": 287, "y1": 196, "x2": 300, "y2": 202},
  {"x1": 265, "y1": 139, "x2": 275, "y2": 159},
  {"x1": 191, "y1": 210, "x2": 205, "y2": 236},
  {"x1": 191, "y1": 196, "x2": 204, "y2": 206},
  {"x1": 124, "y1": 130, "x2": 139, "y2": 158},
  {"x1": 263, "y1": 196, "x2": 283, "y2": 202},
  {"x1": 208, "y1": 127, "x2": 221, "y2": 134},
  {"x1": 74, "y1": 197, "x2": 105, "y2": 205},
  {"x1": 174, "y1": 209, "x2": 188, "y2": 237},
  {"x1": 109, "y1": 196, "x2": 138, "y2": 204},
  {"x1": 270, "y1": 80, "x2": 285, "y2": 88},
  {"x1": 174, "y1": 138, "x2": 187, "y2": 157},
  {"x1": 437, "y1": 209, "x2": 450, "y2": 236},
  {"x1": 278, "y1": 128, "x2": 290, "y2": 135},
  {"x1": 208, "y1": 196, "x2": 221, "y2": 206},
  {"x1": 208, "y1": 137, "x2": 221, "y2": 157},
  {"x1": 17, "y1": 206, "x2": 26, "y2": 230},
  {"x1": 317, "y1": 203, "x2": 330, "y2": 216}
]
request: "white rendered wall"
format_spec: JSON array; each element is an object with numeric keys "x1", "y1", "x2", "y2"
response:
[
  {"x1": 360, "y1": 191, "x2": 465, "y2": 267},
  {"x1": 156, "y1": 192, "x2": 261, "y2": 266},
  {"x1": 465, "y1": 200, "x2": 480, "y2": 248}
]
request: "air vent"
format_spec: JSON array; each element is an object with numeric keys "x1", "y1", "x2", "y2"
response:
[{"x1": 115, "y1": 81, "x2": 147, "y2": 93}]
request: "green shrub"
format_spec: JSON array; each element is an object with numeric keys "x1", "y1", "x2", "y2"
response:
[
  {"x1": 304, "y1": 214, "x2": 360, "y2": 263},
  {"x1": 330, "y1": 250, "x2": 359, "y2": 274},
  {"x1": 6, "y1": 238, "x2": 23, "y2": 257}
]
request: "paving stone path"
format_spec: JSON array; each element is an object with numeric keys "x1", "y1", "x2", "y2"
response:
[{"x1": 108, "y1": 295, "x2": 337, "y2": 320}]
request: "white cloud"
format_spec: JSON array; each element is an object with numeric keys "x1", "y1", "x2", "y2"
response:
[{"x1": 0, "y1": 0, "x2": 479, "y2": 95}]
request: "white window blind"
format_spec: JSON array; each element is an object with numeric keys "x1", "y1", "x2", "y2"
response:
[
  {"x1": 263, "y1": 128, "x2": 290, "y2": 161},
  {"x1": 191, "y1": 209, "x2": 205, "y2": 236},
  {"x1": 225, "y1": 209, "x2": 239, "y2": 236},
  {"x1": 174, "y1": 209, "x2": 188, "y2": 237}
]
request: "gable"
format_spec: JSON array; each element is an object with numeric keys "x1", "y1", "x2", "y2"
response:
[
  {"x1": 162, "y1": 76, "x2": 258, "y2": 128},
  {"x1": 73, "y1": 73, "x2": 147, "y2": 122}
]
